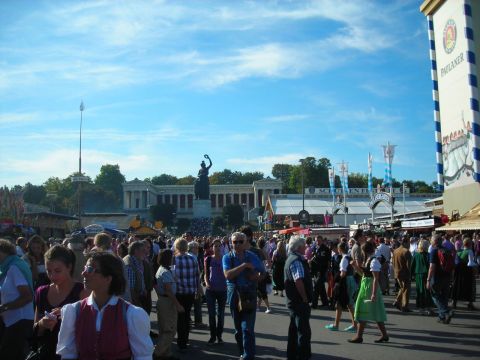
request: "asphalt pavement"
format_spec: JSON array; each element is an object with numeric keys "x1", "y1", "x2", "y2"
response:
[{"x1": 150, "y1": 280, "x2": 480, "y2": 360}]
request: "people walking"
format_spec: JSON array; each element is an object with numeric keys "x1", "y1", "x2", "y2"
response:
[
  {"x1": 392, "y1": 237, "x2": 412, "y2": 312},
  {"x1": 349, "y1": 241, "x2": 388, "y2": 344},
  {"x1": 204, "y1": 239, "x2": 227, "y2": 345},
  {"x1": 0, "y1": 238, "x2": 34, "y2": 360},
  {"x1": 309, "y1": 235, "x2": 331, "y2": 309},
  {"x1": 153, "y1": 249, "x2": 183, "y2": 360},
  {"x1": 223, "y1": 231, "x2": 265, "y2": 360},
  {"x1": 411, "y1": 239, "x2": 433, "y2": 315},
  {"x1": 325, "y1": 242, "x2": 357, "y2": 333},
  {"x1": 427, "y1": 234, "x2": 454, "y2": 324},
  {"x1": 173, "y1": 238, "x2": 200, "y2": 352},
  {"x1": 284, "y1": 235, "x2": 312, "y2": 360}
]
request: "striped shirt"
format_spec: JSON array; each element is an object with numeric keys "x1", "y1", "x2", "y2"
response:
[
  {"x1": 174, "y1": 253, "x2": 200, "y2": 295},
  {"x1": 127, "y1": 256, "x2": 145, "y2": 295}
]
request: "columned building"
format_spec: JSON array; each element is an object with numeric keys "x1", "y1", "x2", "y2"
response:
[{"x1": 122, "y1": 178, "x2": 283, "y2": 219}]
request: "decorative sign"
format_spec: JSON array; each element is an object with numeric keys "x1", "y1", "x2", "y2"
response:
[
  {"x1": 332, "y1": 203, "x2": 348, "y2": 214},
  {"x1": 434, "y1": 1, "x2": 475, "y2": 189},
  {"x1": 401, "y1": 218, "x2": 435, "y2": 228},
  {"x1": 369, "y1": 192, "x2": 395, "y2": 210},
  {"x1": 72, "y1": 176, "x2": 89, "y2": 183},
  {"x1": 298, "y1": 210, "x2": 310, "y2": 224}
]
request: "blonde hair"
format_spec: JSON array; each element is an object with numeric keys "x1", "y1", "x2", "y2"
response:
[
  {"x1": 417, "y1": 239, "x2": 429, "y2": 253},
  {"x1": 174, "y1": 238, "x2": 188, "y2": 253}
]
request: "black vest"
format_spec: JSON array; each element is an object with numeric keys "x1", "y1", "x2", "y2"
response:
[{"x1": 284, "y1": 252, "x2": 313, "y2": 307}]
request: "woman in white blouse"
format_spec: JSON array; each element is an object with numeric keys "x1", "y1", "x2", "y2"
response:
[
  {"x1": 56, "y1": 251, "x2": 153, "y2": 360},
  {"x1": 349, "y1": 241, "x2": 388, "y2": 344}
]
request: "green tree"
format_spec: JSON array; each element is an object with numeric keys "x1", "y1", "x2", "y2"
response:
[
  {"x1": 177, "y1": 175, "x2": 195, "y2": 185},
  {"x1": 149, "y1": 203, "x2": 176, "y2": 225},
  {"x1": 81, "y1": 184, "x2": 118, "y2": 212},
  {"x1": 209, "y1": 169, "x2": 238, "y2": 184},
  {"x1": 348, "y1": 173, "x2": 368, "y2": 188},
  {"x1": 151, "y1": 174, "x2": 178, "y2": 185},
  {"x1": 94, "y1": 164, "x2": 126, "y2": 206},
  {"x1": 239, "y1": 171, "x2": 264, "y2": 184},
  {"x1": 272, "y1": 164, "x2": 294, "y2": 192},
  {"x1": 222, "y1": 204, "x2": 244, "y2": 228},
  {"x1": 23, "y1": 183, "x2": 46, "y2": 204}
]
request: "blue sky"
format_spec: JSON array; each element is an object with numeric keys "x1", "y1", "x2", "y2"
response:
[{"x1": 0, "y1": 0, "x2": 435, "y2": 187}]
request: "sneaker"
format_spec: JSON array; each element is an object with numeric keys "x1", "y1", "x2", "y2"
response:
[
  {"x1": 325, "y1": 324, "x2": 339, "y2": 331},
  {"x1": 343, "y1": 325, "x2": 357, "y2": 333},
  {"x1": 265, "y1": 308, "x2": 272, "y2": 314}
]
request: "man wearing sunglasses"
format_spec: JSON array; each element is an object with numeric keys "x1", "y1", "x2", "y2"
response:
[{"x1": 223, "y1": 232, "x2": 265, "y2": 360}]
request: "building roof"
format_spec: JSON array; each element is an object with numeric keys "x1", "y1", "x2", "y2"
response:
[
  {"x1": 437, "y1": 202, "x2": 480, "y2": 231},
  {"x1": 268, "y1": 195, "x2": 432, "y2": 216}
]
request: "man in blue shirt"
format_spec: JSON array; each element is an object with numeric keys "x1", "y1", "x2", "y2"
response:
[{"x1": 223, "y1": 232, "x2": 265, "y2": 360}]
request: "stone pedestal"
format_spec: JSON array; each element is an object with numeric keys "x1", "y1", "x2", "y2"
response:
[{"x1": 193, "y1": 199, "x2": 212, "y2": 218}]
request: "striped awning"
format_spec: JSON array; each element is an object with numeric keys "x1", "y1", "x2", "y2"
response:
[{"x1": 437, "y1": 202, "x2": 480, "y2": 231}]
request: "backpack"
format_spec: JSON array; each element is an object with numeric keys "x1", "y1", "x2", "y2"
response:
[{"x1": 437, "y1": 247, "x2": 455, "y2": 273}]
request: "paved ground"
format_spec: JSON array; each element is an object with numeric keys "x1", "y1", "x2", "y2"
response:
[{"x1": 150, "y1": 280, "x2": 480, "y2": 360}]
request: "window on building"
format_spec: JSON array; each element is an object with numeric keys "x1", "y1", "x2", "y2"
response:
[
  {"x1": 180, "y1": 194, "x2": 185, "y2": 209},
  {"x1": 211, "y1": 194, "x2": 216, "y2": 208},
  {"x1": 135, "y1": 198, "x2": 140, "y2": 209},
  {"x1": 188, "y1": 194, "x2": 193, "y2": 208},
  {"x1": 218, "y1": 194, "x2": 224, "y2": 208},
  {"x1": 258, "y1": 189, "x2": 263, "y2": 207},
  {"x1": 233, "y1": 193, "x2": 239, "y2": 205},
  {"x1": 165, "y1": 194, "x2": 171, "y2": 204},
  {"x1": 157, "y1": 194, "x2": 163, "y2": 204},
  {"x1": 226, "y1": 194, "x2": 232, "y2": 205}
]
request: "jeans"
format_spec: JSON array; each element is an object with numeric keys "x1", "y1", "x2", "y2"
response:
[
  {"x1": 287, "y1": 302, "x2": 311, "y2": 360},
  {"x1": 228, "y1": 287, "x2": 257, "y2": 360},
  {"x1": 312, "y1": 271, "x2": 328, "y2": 306},
  {"x1": 431, "y1": 276, "x2": 450, "y2": 319},
  {"x1": 205, "y1": 288, "x2": 227, "y2": 339},
  {"x1": 176, "y1": 293, "x2": 195, "y2": 348}
]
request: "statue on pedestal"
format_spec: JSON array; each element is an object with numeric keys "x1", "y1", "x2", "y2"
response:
[{"x1": 194, "y1": 154, "x2": 212, "y2": 200}]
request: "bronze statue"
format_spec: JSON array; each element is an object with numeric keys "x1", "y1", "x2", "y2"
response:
[{"x1": 194, "y1": 154, "x2": 212, "y2": 200}]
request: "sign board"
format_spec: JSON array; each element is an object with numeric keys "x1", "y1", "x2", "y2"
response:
[
  {"x1": 401, "y1": 218, "x2": 435, "y2": 228},
  {"x1": 433, "y1": 0, "x2": 476, "y2": 189},
  {"x1": 369, "y1": 192, "x2": 395, "y2": 210},
  {"x1": 72, "y1": 176, "x2": 89, "y2": 183},
  {"x1": 298, "y1": 210, "x2": 310, "y2": 224}
]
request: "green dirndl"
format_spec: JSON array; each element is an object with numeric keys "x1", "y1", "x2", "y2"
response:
[{"x1": 354, "y1": 276, "x2": 387, "y2": 322}]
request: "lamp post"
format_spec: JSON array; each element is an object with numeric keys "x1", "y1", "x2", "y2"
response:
[
  {"x1": 300, "y1": 159, "x2": 305, "y2": 211},
  {"x1": 76, "y1": 101, "x2": 86, "y2": 227}
]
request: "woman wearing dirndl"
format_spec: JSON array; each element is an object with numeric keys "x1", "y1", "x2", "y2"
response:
[{"x1": 348, "y1": 241, "x2": 388, "y2": 344}]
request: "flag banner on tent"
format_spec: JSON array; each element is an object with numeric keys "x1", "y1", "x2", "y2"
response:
[
  {"x1": 368, "y1": 152, "x2": 373, "y2": 195},
  {"x1": 328, "y1": 168, "x2": 335, "y2": 196}
]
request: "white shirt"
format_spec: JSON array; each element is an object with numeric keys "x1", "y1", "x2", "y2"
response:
[
  {"x1": 0, "y1": 265, "x2": 34, "y2": 326},
  {"x1": 57, "y1": 294, "x2": 153, "y2": 360},
  {"x1": 370, "y1": 257, "x2": 381, "y2": 272},
  {"x1": 375, "y1": 243, "x2": 391, "y2": 262},
  {"x1": 340, "y1": 255, "x2": 350, "y2": 272}
]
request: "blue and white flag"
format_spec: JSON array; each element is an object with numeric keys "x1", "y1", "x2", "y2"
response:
[
  {"x1": 368, "y1": 153, "x2": 373, "y2": 195},
  {"x1": 328, "y1": 168, "x2": 335, "y2": 196},
  {"x1": 339, "y1": 162, "x2": 349, "y2": 194},
  {"x1": 382, "y1": 143, "x2": 395, "y2": 188}
]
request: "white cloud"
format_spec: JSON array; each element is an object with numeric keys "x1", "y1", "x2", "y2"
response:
[
  {"x1": 264, "y1": 114, "x2": 311, "y2": 123},
  {"x1": 0, "y1": 112, "x2": 40, "y2": 126}
]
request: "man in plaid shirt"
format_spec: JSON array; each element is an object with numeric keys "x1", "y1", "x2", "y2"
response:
[
  {"x1": 285, "y1": 235, "x2": 313, "y2": 360},
  {"x1": 174, "y1": 238, "x2": 200, "y2": 351}
]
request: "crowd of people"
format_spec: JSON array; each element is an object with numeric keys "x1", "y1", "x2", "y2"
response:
[{"x1": 0, "y1": 227, "x2": 478, "y2": 359}]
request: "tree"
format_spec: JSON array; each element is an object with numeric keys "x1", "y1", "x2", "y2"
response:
[
  {"x1": 151, "y1": 174, "x2": 178, "y2": 185},
  {"x1": 177, "y1": 175, "x2": 195, "y2": 185},
  {"x1": 209, "y1": 169, "x2": 238, "y2": 184},
  {"x1": 348, "y1": 173, "x2": 368, "y2": 188},
  {"x1": 149, "y1": 203, "x2": 176, "y2": 225},
  {"x1": 239, "y1": 171, "x2": 264, "y2": 184},
  {"x1": 222, "y1": 204, "x2": 244, "y2": 229},
  {"x1": 272, "y1": 164, "x2": 294, "y2": 192},
  {"x1": 81, "y1": 184, "x2": 118, "y2": 212},
  {"x1": 94, "y1": 164, "x2": 126, "y2": 206},
  {"x1": 23, "y1": 183, "x2": 46, "y2": 204}
]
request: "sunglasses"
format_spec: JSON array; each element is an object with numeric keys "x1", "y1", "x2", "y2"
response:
[
  {"x1": 232, "y1": 241, "x2": 244, "y2": 245},
  {"x1": 83, "y1": 265, "x2": 101, "y2": 274}
]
